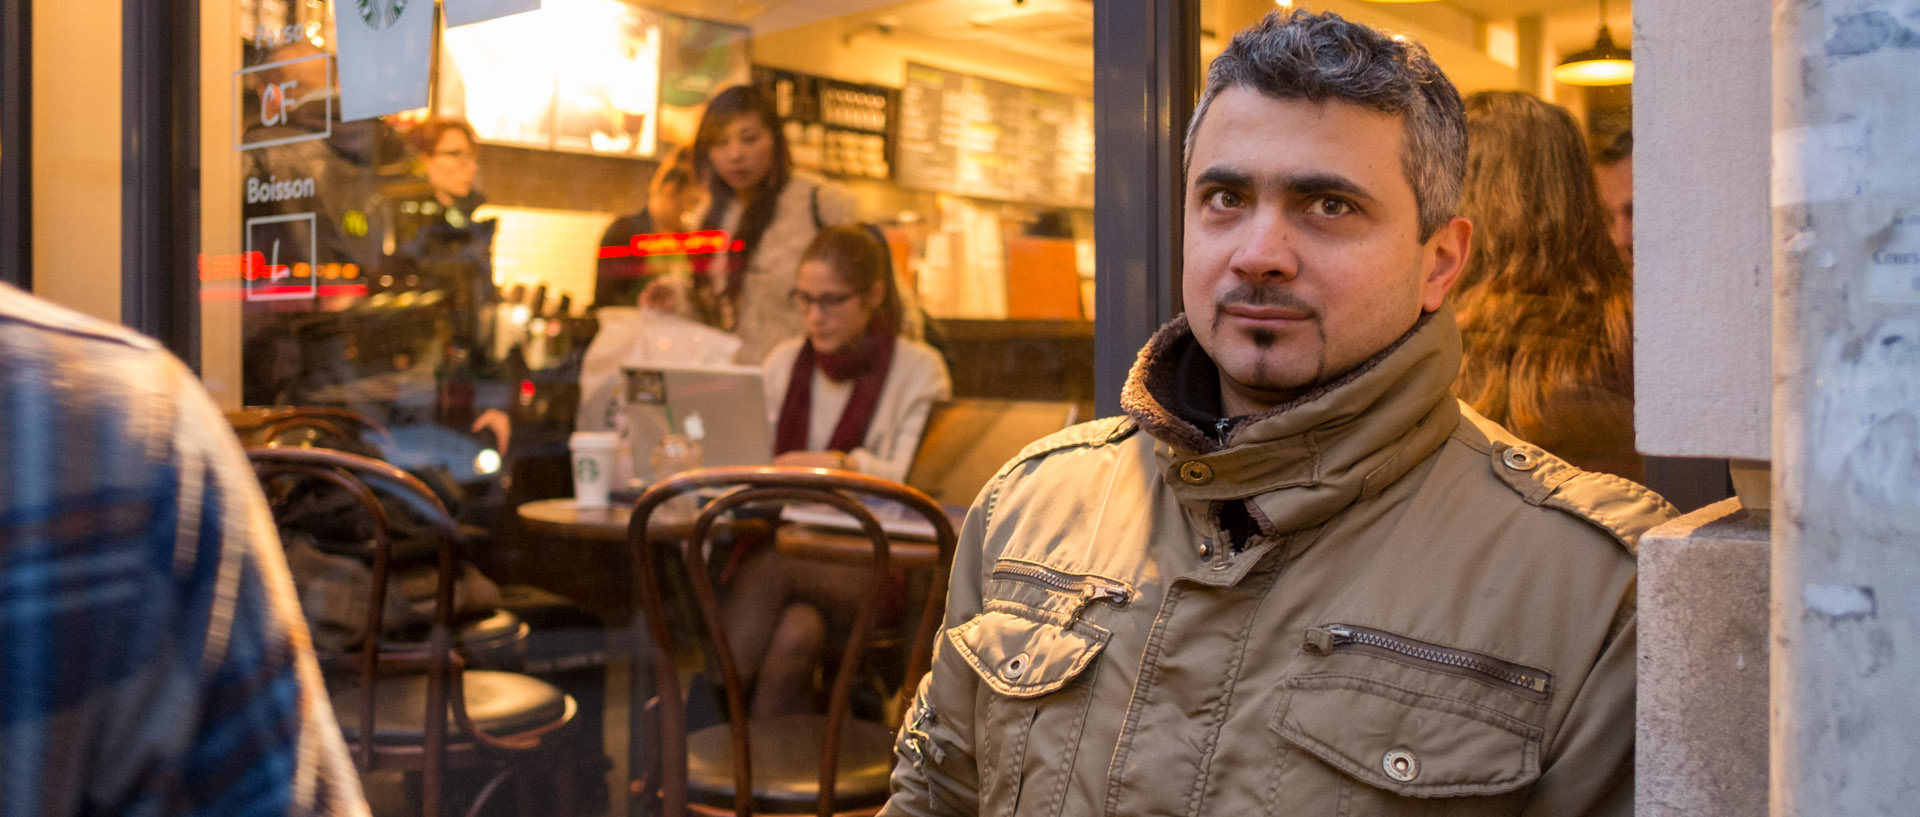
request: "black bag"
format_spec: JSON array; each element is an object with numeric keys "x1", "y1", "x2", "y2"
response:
[{"x1": 275, "y1": 468, "x2": 502, "y2": 653}]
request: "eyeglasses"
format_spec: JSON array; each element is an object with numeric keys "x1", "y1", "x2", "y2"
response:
[{"x1": 788, "y1": 289, "x2": 859, "y2": 310}]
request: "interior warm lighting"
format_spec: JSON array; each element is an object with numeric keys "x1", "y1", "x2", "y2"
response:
[
  {"x1": 1554, "y1": 0, "x2": 1634, "y2": 86},
  {"x1": 1274, "y1": 0, "x2": 1295, "y2": 8},
  {"x1": 1360, "y1": 0, "x2": 1444, "y2": 4},
  {"x1": 1553, "y1": 51, "x2": 1634, "y2": 85}
]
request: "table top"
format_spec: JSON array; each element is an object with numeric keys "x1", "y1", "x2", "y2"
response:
[
  {"x1": 516, "y1": 497, "x2": 952, "y2": 569},
  {"x1": 514, "y1": 497, "x2": 639, "y2": 542},
  {"x1": 774, "y1": 524, "x2": 943, "y2": 570},
  {"x1": 515, "y1": 497, "x2": 743, "y2": 544}
]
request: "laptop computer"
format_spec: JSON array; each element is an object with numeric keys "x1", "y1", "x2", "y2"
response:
[
  {"x1": 622, "y1": 363, "x2": 772, "y2": 479},
  {"x1": 902, "y1": 398, "x2": 1081, "y2": 512},
  {"x1": 779, "y1": 398, "x2": 1079, "y2": 540}
]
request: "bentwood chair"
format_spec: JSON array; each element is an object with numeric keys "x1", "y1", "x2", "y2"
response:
[
  {"x1": 249, "y1": 446, "x2": 578, "y2": 817},
  {"x1": 235, "y1": 407, "x2": 529, "y2": 669},
  {"x1": 626, "y1": 466, "x2": 959, "y2": 817},
  {"x1": 230, "y1": 405, "x2": 398, "y2": 452}
]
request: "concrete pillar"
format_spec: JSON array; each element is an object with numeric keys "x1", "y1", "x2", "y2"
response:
[
  {"x1": 1771, "y1": 0, "x2": 1920, "y2": 814},
  {"x1": 1637, "y1": 500, "x2": 1771, "y2": 817},
  {"x1": 1632, "y1": 0, "x2": 1775, "y2": 811},
  {"x1": 1635, "y1": 0, "x2": 1773, "y2": 461}
]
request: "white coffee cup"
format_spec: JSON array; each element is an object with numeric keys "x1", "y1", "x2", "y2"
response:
[{"x1": 568, "y1": 431, "x2": 621, "y2": 508}]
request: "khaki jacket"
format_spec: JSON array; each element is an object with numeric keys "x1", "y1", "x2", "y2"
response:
[{"x1": 882, "y1": 309, "x2": 1675, "y2": 817}]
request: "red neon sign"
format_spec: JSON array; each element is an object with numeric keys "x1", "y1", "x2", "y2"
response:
[
  {"x1": 598, "y1": 230, "x2": 740, "y2": 259},
  {"x1": 197, "y1": 253, "x2": 362, "y2": 283}
]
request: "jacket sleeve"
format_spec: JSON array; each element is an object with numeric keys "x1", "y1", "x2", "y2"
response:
[
  {"x1": 1520, "y1": 603, "x2": 1636, "y2": 817},
  {"x1": 881, "y1": 485, "x2": 991, "y2": 817}
]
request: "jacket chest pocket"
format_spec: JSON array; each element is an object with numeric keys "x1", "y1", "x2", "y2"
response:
[
  {"x1": 947, "y1": 596, "x2": 1112, "y2": 817},
  {"x1": 1266, "y1": 625, "x2": 1550, "y2": 817}
]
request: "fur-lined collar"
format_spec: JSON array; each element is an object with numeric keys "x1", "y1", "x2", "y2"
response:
[{"x1": 1119, "y1": 307, "x2": 1463, "y2": 534}]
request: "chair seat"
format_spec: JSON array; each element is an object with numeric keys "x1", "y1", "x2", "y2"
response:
[
  {"x1": 686, "y1": 714, "x2": 897, "y2": 813},
  {"x1": 380, "y1": 608, "x2": 530, "y2": 668},
  {"x1": 332, "y1": 670, "x2": 572, "y2": 745}
]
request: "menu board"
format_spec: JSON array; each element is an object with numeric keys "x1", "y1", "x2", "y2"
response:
[{"x1": 897, "y1": 63, "x2": 1093, "y2": 208}]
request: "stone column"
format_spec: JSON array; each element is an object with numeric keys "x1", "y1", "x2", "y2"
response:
[
  {"x1": 1771, "y1": 0, "x2": 1920, "y2": 813},
  {"x1": 1633, "y1": 0, "x2": 1775, "y2": 810},
  {"x1": 1638, "y1": 500, "x2": 1770, "y2": 817}
]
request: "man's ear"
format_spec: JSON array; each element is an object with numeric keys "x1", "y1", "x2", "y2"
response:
[{"x1": 1419, "y1": 216, "x2": 1472, "y2": 312}]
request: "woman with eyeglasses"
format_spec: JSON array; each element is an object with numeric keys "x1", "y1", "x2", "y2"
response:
[
  {"x1": 391, "y1": 118, "x2": 497, "y2": 344},
  {"x1": 718, "y1": 225, "x2": 949, "y2": 718},
  {"x1": 762, "y1": 225, "x2": 950, "y2": 480}
]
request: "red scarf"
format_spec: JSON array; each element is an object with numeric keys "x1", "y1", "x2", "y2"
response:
[{"x1": 774, "y1": 326, "x2": 897, "y2": 458}]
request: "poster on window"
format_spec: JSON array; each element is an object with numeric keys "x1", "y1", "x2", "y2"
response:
[
  {"x1": 334, "y1": 0, "x2": 434, "y2": 121},
  {"x1": 444, "y1": 0, "x2": 542, "y2": 27},
  {"x1": 657, "y1": 14, "x2": 752, "y2": 152},
  {"x1": 438, "y1": 0, "x2": 665, "y2": 156}
]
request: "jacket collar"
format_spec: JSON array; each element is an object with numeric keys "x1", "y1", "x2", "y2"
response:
[{"x1": 1121, "y1": 306, "x2": 1463, "y2": 534}]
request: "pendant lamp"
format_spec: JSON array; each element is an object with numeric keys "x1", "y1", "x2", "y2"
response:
[{"x1": 1554, "y1": 0, "x2": 1634, "y2": 86}]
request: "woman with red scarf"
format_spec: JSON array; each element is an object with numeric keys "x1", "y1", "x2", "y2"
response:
[
  {"x1": 722, "y1": 225, "x2": 950, "y2": 718},
  {"x1": 763, "y1": 226, "x2": 950, "y2": 479}
]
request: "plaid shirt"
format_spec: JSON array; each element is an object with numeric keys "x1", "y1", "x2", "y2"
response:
[{"x1": 0, "y1": 284, "x2": 367, "y2": 817}]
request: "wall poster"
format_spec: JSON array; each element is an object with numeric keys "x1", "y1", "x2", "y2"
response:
[{"x1": 438, "y1": 0, "x2": 664, "y2": 156}]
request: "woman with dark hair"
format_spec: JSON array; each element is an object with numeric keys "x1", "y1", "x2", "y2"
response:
[
  {"x1": 683, "y1": 84, "x2": 860, "y2": 365},
  {"x1": 723, "y1": 225, "x2": 949, "y2": 718},
  {"x1": 1453, "y1": 91, "x2": 1640, "y2": 480}
]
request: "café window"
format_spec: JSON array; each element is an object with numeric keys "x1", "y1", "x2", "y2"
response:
[{"x1": 205, "y1": 0, "x2": 1097, "y2": 494}]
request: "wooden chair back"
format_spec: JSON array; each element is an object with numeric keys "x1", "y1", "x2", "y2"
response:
[
  {"x1": 251, "y1": 447, "x2": 578, "y2": 817},
  {"x1": 627, "y1": 466, "x2": 958, "y2": 817}
]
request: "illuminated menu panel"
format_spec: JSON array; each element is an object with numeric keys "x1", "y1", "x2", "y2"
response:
[{"x1": 897, "y1": 62, "x2": 1093, "y2": 208}]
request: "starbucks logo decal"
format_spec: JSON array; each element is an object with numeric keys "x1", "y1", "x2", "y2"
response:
[{"x1": 356, "y1": 0, "x2": 409, "y2": 30}]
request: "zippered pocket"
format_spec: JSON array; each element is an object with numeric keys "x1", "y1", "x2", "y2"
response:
[
  {"x1": 990, "y1": 560, "x2": 1133, "y2": 625},
  {"x1": 1304, "y1": 624, "x2": 1552, "y2": 698}
]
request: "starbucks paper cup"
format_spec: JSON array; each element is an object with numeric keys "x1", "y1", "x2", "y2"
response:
[{"x1": 568, "y1": 431, "x2": 620, "y2": 508}]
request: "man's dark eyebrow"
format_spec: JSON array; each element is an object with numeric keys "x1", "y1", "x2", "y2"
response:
[
  {"x1": 1191, "y1": 166, "x2": 1255, "y2": 191},
  {"x1": 1191, "y1": 166, "x2": 1377, "y2": 203},
  {"x1": 1282, "y1": 172, "x2": 1376, "y2": 202}
]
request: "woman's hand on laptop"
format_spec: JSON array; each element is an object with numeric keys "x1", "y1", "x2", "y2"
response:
[{"x1": 775, "y1": 450, "x2": 852, "y2": 471}]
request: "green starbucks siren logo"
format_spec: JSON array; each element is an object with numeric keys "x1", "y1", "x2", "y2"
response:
[
  {"x1": 356, "y1": 0, "x2": 408, "y2": 30},
  {"x1": 575, "y1": 457, "x2": 600, "y2": 484}
]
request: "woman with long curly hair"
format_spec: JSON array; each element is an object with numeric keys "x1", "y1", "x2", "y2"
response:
[{"x1": 1453, "y1": 91, "x2": 1640, "y2": 480}]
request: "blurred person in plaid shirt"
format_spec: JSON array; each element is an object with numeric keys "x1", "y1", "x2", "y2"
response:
[{"x1": 0, "y1": 282, "x2": 367, "y2": 817}]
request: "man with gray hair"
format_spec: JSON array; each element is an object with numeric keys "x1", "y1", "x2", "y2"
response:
[{"x1": 882, "y1": 10, "x2": 1671, "y2": 816}]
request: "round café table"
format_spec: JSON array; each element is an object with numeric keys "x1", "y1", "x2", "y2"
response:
[
  {"x1": 515, "y1": 497, "x2": 649, "y2": 543},
  {"x1": 515, "y1": 497, "x2": 946, "y2": 568},
  {"x1": 514, "y1": 494, "x2": 950, "y2": 797}
]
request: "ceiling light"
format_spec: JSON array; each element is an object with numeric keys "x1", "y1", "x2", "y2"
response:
[{"x1": 1554, "y1": 0, "x2": 1634, "y2": 86}]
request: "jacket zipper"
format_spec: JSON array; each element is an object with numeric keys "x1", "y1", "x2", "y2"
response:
[
  {"x1": 1305, "y1": 624, "x2": 1553, "y2": 696},
  {"x1": 992, "y1": 562, "x2": 1132, "y2": 625},
  {"x1": 1215, "y1": 418, "x2": 1233, "y2": 446}
]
